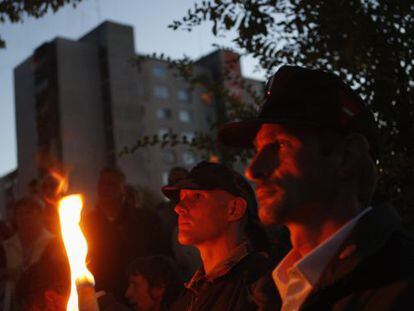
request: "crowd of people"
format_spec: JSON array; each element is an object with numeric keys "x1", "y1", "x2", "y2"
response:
[{"x1": 1, "y1": 65, "x2": 413, "y2": 310}]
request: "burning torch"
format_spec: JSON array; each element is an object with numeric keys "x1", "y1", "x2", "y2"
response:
[{"x1": 58, "y1": 194, "x2": 99, "y2": 311}]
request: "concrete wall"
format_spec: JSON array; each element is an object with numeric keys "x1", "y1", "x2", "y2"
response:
[
  {"x1": 56, "y1": 38, "x2": 107, "y2": 208},
  {"x1": 14, "y1": 58, "x2": 38, "y2": 197}
]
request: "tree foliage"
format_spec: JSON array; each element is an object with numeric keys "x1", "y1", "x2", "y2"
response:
[
  {"x1": 170, "y1": 0, "x2": 414, "y2": 229},
  {"x1": 0, "y1": 0, "x2": 83, "y2": 48}
]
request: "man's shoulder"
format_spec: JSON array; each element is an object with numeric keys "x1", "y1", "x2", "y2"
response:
[
  {"x1": 242, "y1": 253, "x2": 281, "y2": 309},
  {"x1": 244, "y1": 251, "x2": 274, "y2": 267},
  {"x1": 298, "y1": 227, "x2": 414, "y2": 310},
  {"x1": 229, "y1": 251, "x2": 275, "y2": 284},
  {"x1": 250, "y1": 272, "x2": 282, "y2": 311},
  {"x1": 361, "y1": 203, "x2": 414, "y2": 269},
  {"x1": 348, "y1": 228, "x2": 414, "y2": 286},
  {"x1": 390, "y1": 228, "x2": 414, "y2": 251},
  {"x1": 350, "y1": 204, "x2": 414, "y2": 271},
  {"x1": 171, "y1": 252, "x2": 278, "y2": 311},
  {"x1": 334, "y1": 216, "x2": 414, "y2": 281},
  {"x1": 317, "y1": 228, "x2": 414, "y2": 308},
  {"x1": 375, "y1": 229, "x2": 414, "y2": 271}
]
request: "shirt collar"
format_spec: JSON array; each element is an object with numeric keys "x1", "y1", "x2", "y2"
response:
[
  {"x1": 273, "y1": 207, "x2": 372, "y2": 294},
  {"x1": 185, "y1": 241, "x2": 251, "y2": 290}
]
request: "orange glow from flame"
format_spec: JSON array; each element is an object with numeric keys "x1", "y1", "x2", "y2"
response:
[{"x1": 58, "y1": 194, "x2": 94, "y2": 311}]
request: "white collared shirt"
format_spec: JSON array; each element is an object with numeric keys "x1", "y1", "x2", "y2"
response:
[{"x1": 273, "y1": 207, "x2": 372, "y2": 311}]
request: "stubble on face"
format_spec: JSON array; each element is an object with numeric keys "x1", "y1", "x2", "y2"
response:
[
  {"x1": 248, "y1": 124, "x2": 332, "y2": 226},
  {"x1": 256, "y1": 184, "x2": 287, "y2": 225}
]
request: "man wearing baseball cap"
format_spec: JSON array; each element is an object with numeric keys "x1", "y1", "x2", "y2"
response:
[
  {"x1": 218, "y1": 66, "x2": 414, "y2": 310},
  {"x1": 162, "y1": 161, "x2": 277, "y2": 310}
]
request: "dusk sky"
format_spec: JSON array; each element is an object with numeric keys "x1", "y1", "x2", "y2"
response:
[{"x1": 0, "y1": 0, "x2": 266, "y2": 176}]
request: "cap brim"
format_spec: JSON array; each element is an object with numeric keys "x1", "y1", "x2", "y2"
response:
[
  {"x1": 217, "y1": 120, "x2": 263, "y2": 149},
  {"x1": 218, "y1": 117, "x2": 339, "y2": 148},
  {"x1": 161, "y1": 179, "x2": 211, "y2": 201}
]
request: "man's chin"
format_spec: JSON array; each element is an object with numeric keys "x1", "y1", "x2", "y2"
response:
[
  {"x1": 258, "y1": 200, "x2": 286, "y2": 226},
  {"x1": 259, "y1": 207, "x2": 277, "y2": 225},
  {"x1": 177, "y1": 233, "x2": 195, "y2": 246}
]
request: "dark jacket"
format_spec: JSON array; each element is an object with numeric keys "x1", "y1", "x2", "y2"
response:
[
  {"x1": 170, "y1": 245, "x2": 278, "y2": 311},
  {"x1": 274, "y1": 204, "x2": 414, "y2": 310},
  {"x1": 82, "y1": 206, "x2": 172, "y2": 302}
]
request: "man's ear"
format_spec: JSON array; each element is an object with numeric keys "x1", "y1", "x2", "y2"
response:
[
  {"x1": 337, "y1": 133, "x2": 370, "y2": 179},
  {"x1": 227, "y1": 197, "x2": 248, "y2": 222}
]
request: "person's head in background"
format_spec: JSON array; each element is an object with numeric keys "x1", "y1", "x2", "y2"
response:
[
  {"x1": 97, "y1": 166, "x2": 126, "y2": 220},
  {"x1": 125, "y1": 255, "x2": 183, "y2": 311},
  {"x1": 16, "y1": 253, "x2": 70, "y2": 311},
  {"x1": 14, "y1": 197, "x2": 45, "y2": 240},
  {"x1": 163, "y1": 161, "x2": 269, "y2": 256}
]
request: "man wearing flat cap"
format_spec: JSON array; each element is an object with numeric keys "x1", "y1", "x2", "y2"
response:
[
  {"x1": 218, "y1": 66, "x2": 414, "y2": 310},
  {"x1": 162, "y1": 161, "x2": 277, "y2": 310}
]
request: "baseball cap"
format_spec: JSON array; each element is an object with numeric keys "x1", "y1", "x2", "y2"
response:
[
  {"x1": 218, "y1": 65, "x2": 381, "y2": 158},
  {"x1": 161, "y1": 161, "x2": 259, "y2": 220}
]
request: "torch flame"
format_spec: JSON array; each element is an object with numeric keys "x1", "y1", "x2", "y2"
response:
[{"x1": 58, "y1": 194, "x2": 94, "y2": 311}]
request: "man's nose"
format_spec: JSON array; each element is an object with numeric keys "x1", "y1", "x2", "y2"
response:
[
  {"x1": 246, "y1": 147, "x2": 278, "y2": 182},
  {"x1": 174, "y1": 201, "x2": 188, "y2": 215}
]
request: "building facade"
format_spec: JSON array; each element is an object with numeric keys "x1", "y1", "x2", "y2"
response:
[
  {"x1": 13, "y1": 21, "x2": 263, "y2": 208},
  {"x1": 0, "y1": 170, "x2": 17, "y2": 219}
]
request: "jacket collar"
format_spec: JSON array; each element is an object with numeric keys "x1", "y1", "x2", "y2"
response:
[
  {"x1": 185, "y1": 241, "x2": 251, "y2": 290},
  {"x1": 316, "y1": 203, "x2": 401, "y2": 290}
]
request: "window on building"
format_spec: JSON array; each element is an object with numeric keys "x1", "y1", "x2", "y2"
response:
[
  {"x1": 183, "y1": 150, "x2": 197, "y2": 166},
  {"x1": 159, "y1": 128, "x2": 172, "y2": 140},
  {"x1": 156, "y1": 108, "x2": 172, "y2": 120},
  {"x1": 179, "y1": 110, "x2": 192, "y2": 123},
  {"x1": 162, "y1": 150, "x2": 177, "y2": 164},
  {"x1": 153, "y1": 64, "x2": 167, "y2": 78},
  {"x1": 178, "y1": 89, "x2": 189, "y2": 102},
  {"x1": 181, "y1": 131, "x2": 195, "y2": 142},
  {"x1": 154, "y1": 86, "x2": 169, "y2": 99}
]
